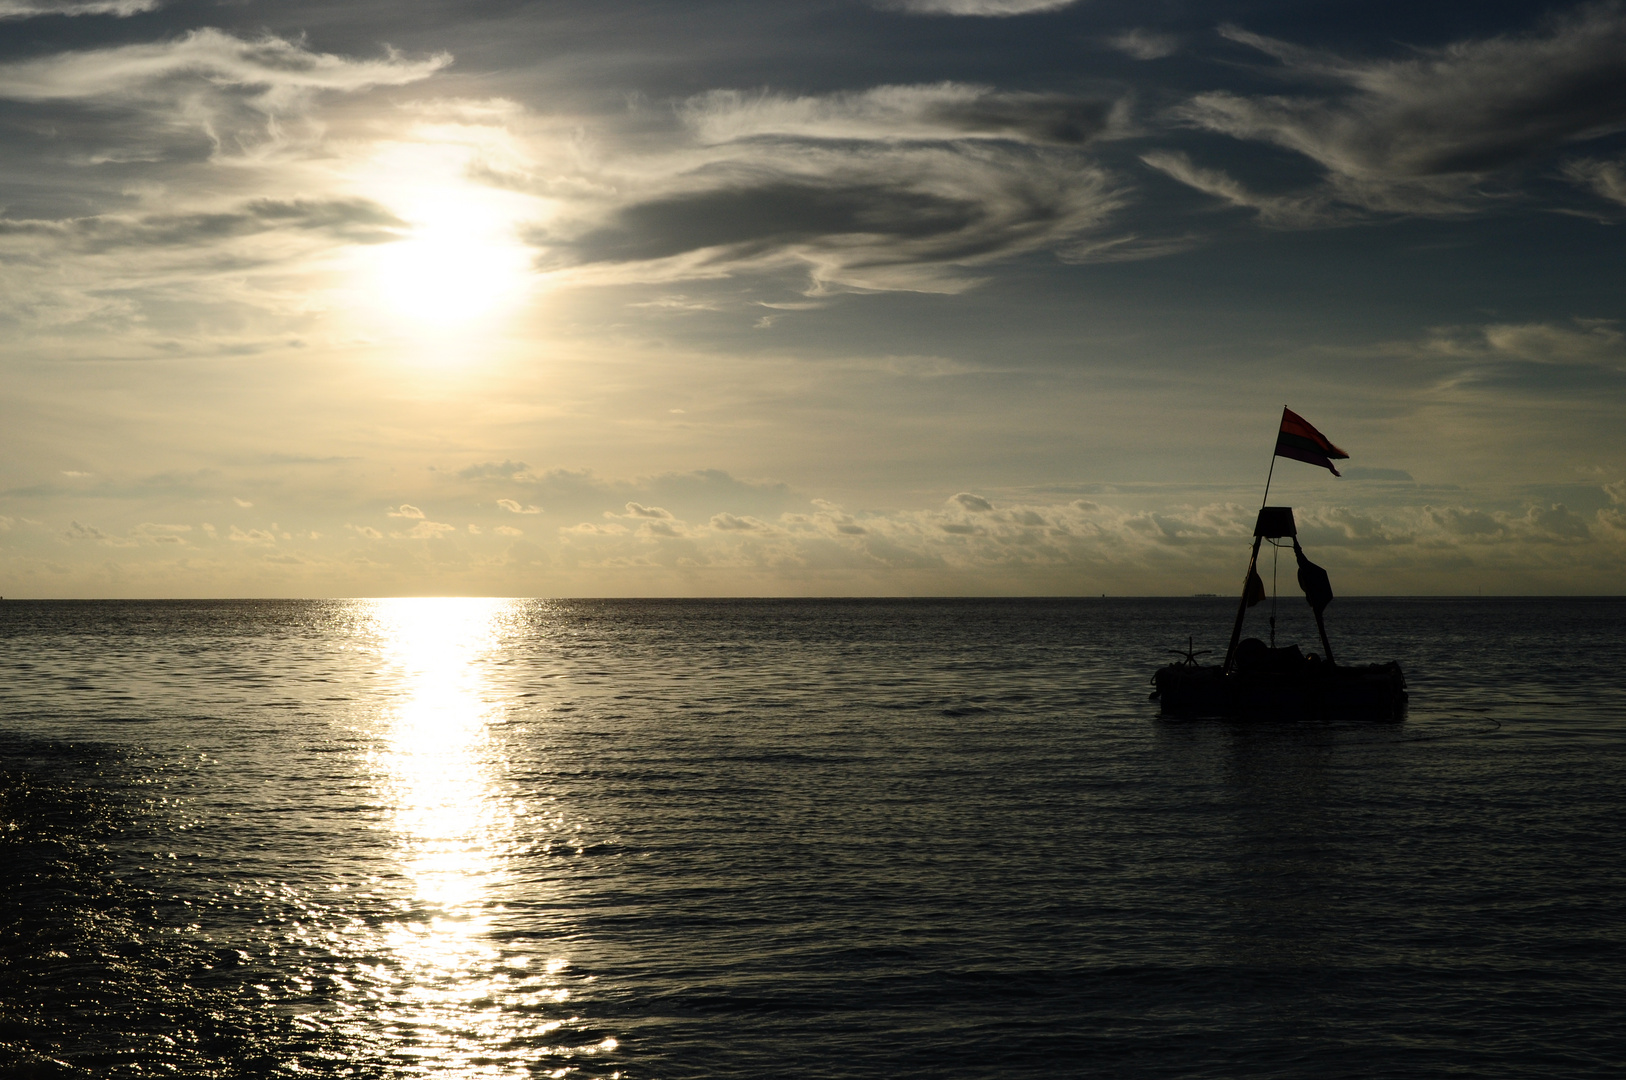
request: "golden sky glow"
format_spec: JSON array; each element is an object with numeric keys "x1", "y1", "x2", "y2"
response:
[{"x1": 2, "y1": 5, "x2": 1625, "y2": 595}]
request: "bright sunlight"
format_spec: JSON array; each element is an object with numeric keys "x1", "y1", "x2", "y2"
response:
[{"x1": 349, "y1": 137, "x2": 539, "y2": 333}]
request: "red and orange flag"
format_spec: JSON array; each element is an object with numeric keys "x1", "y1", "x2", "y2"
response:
[{"x1": 1274, "y1": 408, "x2": 1348, "y2": 476}]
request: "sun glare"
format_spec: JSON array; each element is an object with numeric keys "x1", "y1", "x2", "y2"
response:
[
  {"x1": 372, "y1": 199, "x2": 533, "y2": 329},
  {"x1": 347, "y1": 139, "x2": 540, "y2": 338}
]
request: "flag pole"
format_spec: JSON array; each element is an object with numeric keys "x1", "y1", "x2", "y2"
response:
[
  {"x1": 1259, "y1": 405, "x2": 1284, "y2": 511},
  {"x1": 1225, "y1": 409, "x2": 1283, "y2": 674}
]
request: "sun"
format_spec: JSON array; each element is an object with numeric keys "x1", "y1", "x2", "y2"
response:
[
  {"x1": 370, "y1": 197, "x2": 533, "y2": 328},
  {"x1": 346, "y1": 139, "x2": 540, "y2": 335}
]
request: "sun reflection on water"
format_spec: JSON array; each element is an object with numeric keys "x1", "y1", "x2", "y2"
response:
[
  {"x1": 352, "y1": 597, "x2": 614, "y2": 1077},
  {"x1": 373, "y1": 597, "x2": 508, "y2": 910}
]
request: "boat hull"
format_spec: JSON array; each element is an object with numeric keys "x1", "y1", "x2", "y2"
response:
[{"x1": 1152, "y1": 661, "x2": 1407, "y2": 721}]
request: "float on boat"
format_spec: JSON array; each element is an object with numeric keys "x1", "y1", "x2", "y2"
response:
[{"x1": 1150, "y1": 409, "x2": 1408, "y2": 721}]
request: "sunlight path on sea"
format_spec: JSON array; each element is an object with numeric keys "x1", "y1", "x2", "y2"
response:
[{"x1": 351, "y1": 598, "x2": 611, "y2": 1077}]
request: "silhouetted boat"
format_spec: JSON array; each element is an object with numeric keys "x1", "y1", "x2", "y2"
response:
[
  {"x1": 1150, "y1": 411, "x2": 1407, "y2": 721},
  {"x1": 1151, "y1": 506, "x2": 1407, "y2": 720}
]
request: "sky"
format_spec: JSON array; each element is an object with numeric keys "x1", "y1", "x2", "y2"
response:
[{"x1": 1, "y1": 0, "x2": 1624, "y2": 597}]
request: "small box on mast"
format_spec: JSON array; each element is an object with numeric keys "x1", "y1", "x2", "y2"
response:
[{"x1": 1254, "y1": 507, "x2": 1296, "y2": 538}]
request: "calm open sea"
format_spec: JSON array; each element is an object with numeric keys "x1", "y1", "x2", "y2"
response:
[{"x1": 1, "y1": 597, "x2": 1623, "y2": 1079}]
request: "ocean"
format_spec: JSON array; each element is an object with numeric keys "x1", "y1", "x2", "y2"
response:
[{"x1": 1, "y1": 597, "x2": 1623, "y2": 1079}]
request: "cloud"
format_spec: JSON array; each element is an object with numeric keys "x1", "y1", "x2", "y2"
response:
[
  {"x1": 531, "y1": 83, "x2": 1128, "y2": 293},
  {"x1": 1480, "y1": 320, "x2": 1625, "y2": 365},
  {"x1": 1175, "y1": 6, "x2": 1626, "y2": 213},
  {"x1": 809, "y1": 499, "x2": 867, "y2": 535},
  {"x1": 494, "y1": 524, "x2": 523, "y2": 536},
  {"x1": 348, "y1": 524, "x2": 382, "y2": 540},
  {"x1": 232, "y1": 497, "x2": 253, "y2": 507},
  {"x1": 1427, "y1": 506, "x2": 1502, "y2": 536},
  {"x1": 1109, "y1": 29, "x2": 1180, "y2": 61},
  {"x1": 563, "y1": 489, "x2": 1626, "y2": 581},
  {"x1": 396, "y1": 520, "x2": 457, "y2": 539},
  {"x1": 229, "y1": 525, "x2": 275, "y2": 545},
  {"x1": 0, "y1": 30, "x2": 448, "y2": 192},
  {"x1": 1420, "y1": 319, "x2": 1626, "y2": 370},
  {"x1": 458, "y1": 460, "x2": 535, "y2": 481},
  {"x1": 629, "y1": 295, "x2": 722, "y2": 313},
  {"x1": 0, "y1": 196, "x2": 409, "y2": 334},
  {"x1": 571, "y1": 501, "x2": 708, "y2": 543},
  {"x1": 879, "y1": 0, "x2": 1079, "y2": 14},
  {"x1": 0, "y1": 0, "x2": 158, "y2": 17},
  {"x1": 951, "y1": 492, "x2": 994, "y2": 512},
  {"x1": 1140, "y1": 150, "x2": 1345, "y2": 227},
  {"x1": 1341, "y1": 466, "x2": 1416, "y2": 482},
  {"x1": 388, "y1": 504, "x2": 426, "y2": 518},
  {"x1": 495, "y1": 498, "x2": 542, "y2": 514},
  {"x1": 62, "y1": 520, "x2": 195, "y2": 543},
  {"x1": 563, "y1": 522, "x2": 628, "y2": 536},
  {"x1": 0, "y1": 199, "x2": 406, "y2": 254},
  {"x1": 65, "y1": 520, "x2": 115, "y2": 542},
  {"x1": 541, "y1": 149, "x2": 1124, "y2": 293},
  {"x1": 681, "y1": 84, "x2": 1116, "y2": 146},
  {"x1": 710, "y1": 512, "x2": 766, "y2": 531},
  {"x1": 560, "y1": 496, "x2": 1238, "y2": 583},
  {"x1": 0, "y1": 28, "x2": 447, "y2": 106},
  {"x1": 134, "y1": 522, "x2": 191, "y2": 545},
  {"x1": 622, "y1": 502, "x2": 675, "y2": 519},
  {"x1": 1058, "y1": 231, "x2": 1203, "y2": 263},
  {"x1": 1563, "y1": 155, "x2": 1626, "y2": 206},
  {"x1": 0, "y1": 30, "x2": 449, "y2": 336},
  {"x1": 1522, "y1": 503, "x2": 1592, "y2": 541}
]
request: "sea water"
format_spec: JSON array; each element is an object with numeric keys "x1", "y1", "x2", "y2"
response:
[{"x1": 1, "y1": 597, "x2": 1623, "y2": 1078}]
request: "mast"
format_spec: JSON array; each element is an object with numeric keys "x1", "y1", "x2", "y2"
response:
[
  {"x1": 1222, "y1": 536, "x2": 1264, "y2": 673},
  {"x1": 1224, "y1": 508, "x2": 1297, "y2": 671},
  {"x1": 1223, "y1": 412, "x2": 1285, "y2": 673}
]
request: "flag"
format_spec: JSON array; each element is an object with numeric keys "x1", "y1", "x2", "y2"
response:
[
  {"x1": 1293, "y1": 540, "x2": 1333, "y2": 615},
  {"x1": 1275, "y1": 408, "x2": 1348, "y2": 476},
  {"x1": 1244, "y1": 566, "x2": 1267, "y2": 608}
]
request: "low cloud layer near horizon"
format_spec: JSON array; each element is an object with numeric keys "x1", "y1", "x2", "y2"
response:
[{"x1": 2, "y1": 0, "x2": 1624, "y2": 596}]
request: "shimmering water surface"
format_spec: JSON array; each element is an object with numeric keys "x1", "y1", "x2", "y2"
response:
[{"x1": 1, "y1": 597, "x2": 1623, "y2": 1078}]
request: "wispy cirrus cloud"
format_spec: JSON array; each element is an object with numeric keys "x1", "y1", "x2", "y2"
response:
[
  {"x1": 680, "y1": 84, "x2": 1117, "y2": 146},
  {"x1": 878, "y1": 0, "x2": 1079, "y2": 15},
  {"x1": 0, "y1": 27, "x2": 447, "y2": 107},
  {"x1": 0, "y1": 198, "x2": 404, "y2": 254},
  {"x1": 531, "y1": 83, "x2": 1129, "y2": 293},
  {"x1": 1417, "y1": 319, "x2": 1625, "y2": 368},
  {"x1": 1169, "y1": 4, "x2": 1626, "y2": 216},
  {"x1": 0, "y1": 28, "x2": 447, "y2": 173},
  {"x1": 1109, "y1": 29, "x2": 1180, "y2": 61},
  {"x1": 0, "y1": 30, "x2": 447, "y2": 336},
  {"x1": 1563, "y1": 155, "x2": 1626, "y2": 207},
  {"x1": 0, "y1": 0, "x2": 159, "y2": 17},
  {"x1": 1139, "y1": 150, "x2": 1345, "y2": 227},
  {"x1": 1406, "y1": 319, "x2": 1626, "y2": 396}
]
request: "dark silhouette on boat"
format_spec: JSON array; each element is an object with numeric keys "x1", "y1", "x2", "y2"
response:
[
  {"x1": 1151, "y1": 505, "x2": 1407, "y2": 720},
  {"x1": 1152, "y1": 409, "x2": 1407, "y2": 720}
]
